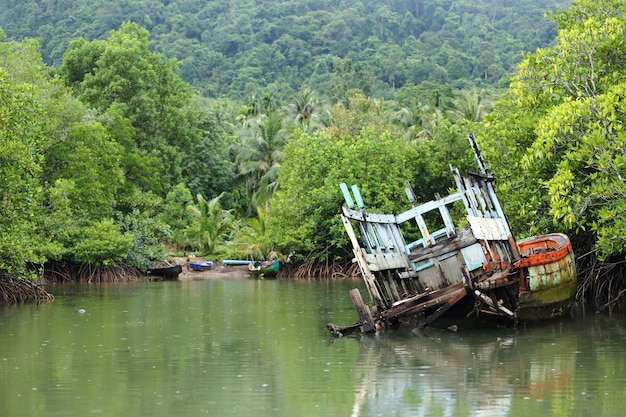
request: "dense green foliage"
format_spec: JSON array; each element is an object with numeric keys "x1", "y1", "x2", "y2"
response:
[
  {"x1": 267, "y1": 95, "x2": 476, "y2": 260},
  {"x1": 0, "y1": 37, "x2": 48, "y2": 275},
  {"x1": 0, "y1": 30, "x2": 137, "y2": 272},
  {"x1": 2, "y1": 0, "x2": 625, "y2": 288},
  {"x1": 0, "y1": 24, "x2": 245, "y2": 278},
  {"x1": 60, "y1": 22, "x2": 198, "y2": 195},
  {"x1": 0, "y1": 0, "x2": 570, "y2": 101},
  {"x1": 480, "y1": 0, "x2": 626, "y2": 260}
]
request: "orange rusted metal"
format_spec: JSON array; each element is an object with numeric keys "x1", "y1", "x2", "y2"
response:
[{"x1": 515, "y1": 233, "x2": 573, "y2": 269}]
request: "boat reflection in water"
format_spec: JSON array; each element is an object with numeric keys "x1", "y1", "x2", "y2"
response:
[{"x1": 339, "y1": 321, "x2": 581, "y2": 417}]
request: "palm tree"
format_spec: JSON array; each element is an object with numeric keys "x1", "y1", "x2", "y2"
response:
[
  {"x1": 232, "y1": 111, "x2": 287, "y2": 215},
  {"x1": 392, "y1": 101, "x2": 444, "y2": 143},
  {"x1": 448, "y1": 89, "x2": 491, "y2": 122},
  {"x1": 235, "y1": 92, "x2": 277, "y2": 127},
  {"x1": 392, "y1": 106, "x2": 421, "y2": 143},
  {"x1": 416, "y1": 106, "x2": 444, "y2": 140},
  {"x1": 230, "y1": 206, "x2": 271, "y2": 260},
  {"x1": 184, "y1": 193, "x2": 234, "y2": 255},
  {"x1": 288, "y1": 87, "x2": 328, "y2": 132}
]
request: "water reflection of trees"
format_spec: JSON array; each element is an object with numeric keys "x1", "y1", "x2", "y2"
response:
[{"x1": 342, "y1": 320, "x2": 593, "y2": 417}]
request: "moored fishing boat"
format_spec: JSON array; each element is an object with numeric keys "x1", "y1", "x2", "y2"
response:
[
  {"x1": 327, "y1": 134, "x2": 577, "y2": 336},
  {"x1": 248, "y1": 260, "x2": 280, "y2": 278}
]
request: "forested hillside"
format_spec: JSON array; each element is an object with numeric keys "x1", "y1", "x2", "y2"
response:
[
  {"x1": 0, "y1": 0, "x2": 571, "y2": 101},
  {"x1": 2, "y1": 0, "x2": 625, "y2": 310}
]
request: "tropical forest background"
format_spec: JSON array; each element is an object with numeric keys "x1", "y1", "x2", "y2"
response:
[{"x1": 0, "y1": 0, "x2": 624, "y2": 305}]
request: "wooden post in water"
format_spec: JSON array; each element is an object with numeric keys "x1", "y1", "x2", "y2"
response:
[{"x1": 350, "y1": 288, "x2": 377, "y2": 333}]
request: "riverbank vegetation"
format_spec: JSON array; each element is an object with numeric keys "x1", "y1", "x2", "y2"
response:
[
  {"x1": 1, "y1": 0, "x2": 624, "y2": 309},
  {"x1": 478, "y1": 0, "x2": 626, "y2": 309}
]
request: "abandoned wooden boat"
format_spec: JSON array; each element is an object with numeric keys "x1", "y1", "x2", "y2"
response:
[
  {"x1": 248, "y1": 260, "x2": 280, "y2": 278},
  {"x1": 327, "y1": 134, "x2": 577, "y2": 336}
]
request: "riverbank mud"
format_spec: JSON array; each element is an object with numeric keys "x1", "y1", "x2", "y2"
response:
[{"x1": 178, "y1": 264, "x2": 251, "y2": 280}]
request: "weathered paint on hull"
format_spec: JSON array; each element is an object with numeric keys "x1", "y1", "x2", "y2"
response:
[
  {"x1": 516, "y1": 235, "x2": 577, "y2": 321},
  {"x1": 517, "y1": 277, "x2": 577, "y2": 321},
  {"x1": 526, "y1": 249, "x2": 576, "y2": 292}
]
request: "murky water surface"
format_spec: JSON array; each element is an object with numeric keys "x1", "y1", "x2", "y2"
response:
[{"x1": 1, "y1": 279, "x2": 624, "y2": 417}]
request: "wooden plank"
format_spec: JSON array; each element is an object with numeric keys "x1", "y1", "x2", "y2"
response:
[
  {"x1": 341, "y1": 213, "x2": 384, "y2": 306},
  {"x1": 350, "y1": 288, "x2": 377, "y2": 333},
  {"x1": 382, "y1": 282, "x2": 466, "y2": 320},
  {"x1": 395, "y1": 192, "x2": 464, "y2": 223},
  {"x1": 467, "y1": 216, "x2": 509, "y2": 240},
  {"x1": 409, "y1": 227, "x2": 478, "y2": 263},
  {"x1": 416, "y1": 286, "x2": 468, "y2": 328},
  {"x1": 326, "y1": 322, "x2": 362, "y2": 337}
]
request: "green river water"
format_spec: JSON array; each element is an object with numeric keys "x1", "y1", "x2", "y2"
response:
[{"x1": 1, "y1": 278, "x2": 625, "y2": 417}]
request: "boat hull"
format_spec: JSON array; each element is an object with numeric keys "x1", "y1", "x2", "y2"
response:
[
  {"x1": 222, "y1": 260, "x2": 253, "y2": 266},
  {"x1": 248, "y1": 260, "x2": 279, "y2": 277},
  {"x1": 148, "y1": 265, "x2": 182, "y2": 280},
  {"x1": 516, "y1": 278, "x2": 577, "y2": 321},
  {"x1": 515, "y1": 234, "x2": 577, "y2": 321},
  {"x1": 189, "y1": 261, "x2": 214, "y2": 271}
]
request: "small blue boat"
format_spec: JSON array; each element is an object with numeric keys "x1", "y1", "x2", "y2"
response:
[{"x1": 189, "y1": 261, "x2": 214, "y2": 271}]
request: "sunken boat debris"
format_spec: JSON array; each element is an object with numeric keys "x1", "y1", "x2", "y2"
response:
[{"x1": 328, "y1": 134, "x2": 577, "y2": 336}]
